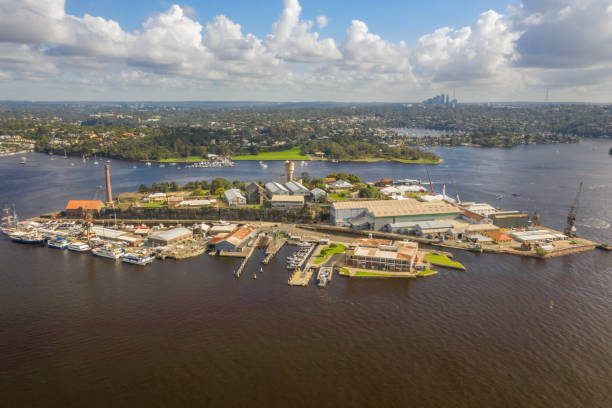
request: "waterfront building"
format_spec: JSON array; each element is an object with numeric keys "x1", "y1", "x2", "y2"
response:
[
  {"x1": 331, "y1": 199, "x2": 461, "y2": 231},
  {"x1": 224, "y1": 189, "x2": 246, "y2": 207},
  {"x1": 510, "y1": 230, "x2": 567, "y2": 244},
  {"x1": 270, "y1": 195, "x2": 304, "y2": 210},
  {"x1": 64, "y1": 200, "x2": 105, "y2": 218},
  {"x1": 345, "y1": 241, "x2": 418, "y2": 272},
  {"x1": 214, "y1": 224, "x2": 257, "y2": 252},
  {"x1": 460, "y1": 202, "x2": 498, "y2": 217},
  {"x1": 209, "y1": 223, "x2": 237, "y2": 235},
  {"x1": 485, "y1": 230, "x2": 513, "y2": 244},
  {"x1": 147, "y1": 193, "x2": 167, "y2": 203},
  {"x1": 491, "y1": 211, "x2": 530, "y2": 228},
  {"x1": 91, "y1": 226, "x2": 141, "y2": 247},
  {"x1": 147, "y1": 227, "x2": 193, "y2": 247}
]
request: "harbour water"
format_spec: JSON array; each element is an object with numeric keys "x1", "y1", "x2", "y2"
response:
[{"x1": 1, "y1": 140, "x2": 611, "y2": 406}]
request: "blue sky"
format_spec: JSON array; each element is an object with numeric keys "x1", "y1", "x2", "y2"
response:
[
  {"x1": 0, "y1": 0, "x2": 610, "y2": 102},
  {"x1": 65, "y1": 0, "x2": 517, "y2": 44}
]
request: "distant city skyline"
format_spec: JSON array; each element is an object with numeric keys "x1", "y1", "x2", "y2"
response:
[{"x1": 0, "y1": 0, "x2": 611, "y2": 102}]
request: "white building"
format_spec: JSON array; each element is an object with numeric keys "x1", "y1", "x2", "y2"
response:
[{"x1": 224, "y1": 189, "x2": 246, "y2": 207}]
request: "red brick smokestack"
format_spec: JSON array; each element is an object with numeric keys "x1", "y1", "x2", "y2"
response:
[{"x1": 104, "y1": 164, "x2": 112, "y2": 203}]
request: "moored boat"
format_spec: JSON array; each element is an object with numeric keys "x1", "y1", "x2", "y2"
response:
[
  {"x1": 122, "y1": 252, "x2": 154, "y2": 266},
  {"x1": 92, "y1": 246, "x2": 124, "y2": 260},
  {"x1": 48, "y1": 237, "x2": 68, "y2": 249},
  {"x1": 9, "y1": 231, "x2": 46, "y2": 245},
  {"x1": 67, "y1": 241, "x2": 91, "y2": 252}
]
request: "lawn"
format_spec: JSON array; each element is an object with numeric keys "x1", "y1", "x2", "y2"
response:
[
  {"x1": 314, "y1": 244, "x2": 346, "y2": 264},
  {"x1": 339, "y1": 267, "x2": 391, "y2": 277},
  {"x1": 141, "y1": 202, "x2": 167, "y2": 208},
  {"x1": 334, "y1": 157, "x2": 442, "y2": 164},
  {"x1": 417, "y1": 269, "x2": 438, "y2": 277},
  {"x1": 159, "y1": 156, "x2": 206, "y2": 162},
  {"x1": 232, "y1": 147, "x2": 309, "y2": 161},
  {"x1": 424, "y1": 253, "x2": 465, "y2": 270},
  {"x1": 328, "y1": 193, "x2": 350, "y2": 201},
  {"x1": 354, "y1": 271, "x2": 392, "y2": 277}
]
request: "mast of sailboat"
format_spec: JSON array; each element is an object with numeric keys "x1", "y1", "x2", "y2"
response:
[{"x1": 425, "y1": 165, "x2": 434, "y2": 195}]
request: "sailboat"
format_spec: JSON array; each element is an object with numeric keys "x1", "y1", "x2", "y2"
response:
[
  {"x1": 19, "y1": 156, "x2": 26, "y2": 164},
  {"x1": 82, "y1": 154, "x2": 86, "y2": 164},
  {"x1": 93, "y1": 154, "x2": 99, "y2": 165}
]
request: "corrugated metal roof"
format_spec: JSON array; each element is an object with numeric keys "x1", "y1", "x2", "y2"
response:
[
  {"x1": 149, "y1": 227, "x2": 192, "y2": 242},
  {"x1": 270, "y1": 195, "x2": 304, "y2": 203},
  {"x1": 284, "y1": 181, "x2": 309, "y2": 194},
  {"x1": 333, "y1": 199, "x2": 460, "y2": 218},
  {"x1": 224, "y1": 188, "x2": 245, "y2": 201},
  {"x1": 264, "y1": 181, "x2": 289, "y2": 194}
]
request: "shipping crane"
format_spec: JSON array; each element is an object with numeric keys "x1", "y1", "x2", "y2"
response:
[{"x1": 564, "y1": 181, "x2": 583, "y2": 238}]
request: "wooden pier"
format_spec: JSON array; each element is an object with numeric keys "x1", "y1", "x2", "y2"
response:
[{"x1": 262, "y1": 237, "x2": 287, "y2": 264}]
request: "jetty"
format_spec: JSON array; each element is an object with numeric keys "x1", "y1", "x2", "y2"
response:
[
  {"x1": 288, "y1": 244, "x2": 318, "y2": 286},
  {"x1": 262, "y1": 235, "x2": 287, "y2": 264}
]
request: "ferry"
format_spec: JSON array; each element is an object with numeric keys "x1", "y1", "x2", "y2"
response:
[
  {"x1": 92, "y1": 246, "x2": 124, "y2": 260},
  {"x1": 19, "y1": 157, "x2": 27, "y2": 164},
  {"x1": 48, "y1": 237, "x2": 68, "y2": 249},
  {"x1": 122, "y1": 252, "x2": 154, "y2": 266},
  {"x1": 67, "y1": 241, "x2": 91, "y2": 252}
]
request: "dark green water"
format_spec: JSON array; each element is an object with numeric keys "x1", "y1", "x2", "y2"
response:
[{"x1": 1, "y1": 140, "x2": 611, "y2": 407}]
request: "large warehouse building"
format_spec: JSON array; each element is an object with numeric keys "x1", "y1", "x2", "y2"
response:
[{"x1": 331, "y1": 199, "x2": 462, "y2": 231}]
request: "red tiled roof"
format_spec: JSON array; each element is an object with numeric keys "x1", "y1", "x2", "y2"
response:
[{"x1": 65, "y1": 200, "x2": 104, "y2": 211}]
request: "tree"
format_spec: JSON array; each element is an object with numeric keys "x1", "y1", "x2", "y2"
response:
[
  {"x1": 301, "y1": 171, "x2": 311, "y2": 185},
  {"x1": 232, "y1": 180, "x2": 245, "y2": 191},
  {"x1": 190, "y1": 188, "x2": 206, "y2": 197},
  {"x1": 211, "y1": 177, "x2": 232, "y2": 192},
  {"x1": 359, "y1": 185, "x2": 380, "y2": 198},
  {"x1": 215, "y1": 187, "x2": 226, "y2": 197},
  {"x1": 138, "y1": 184, "x2": 150, "y2": 193}
]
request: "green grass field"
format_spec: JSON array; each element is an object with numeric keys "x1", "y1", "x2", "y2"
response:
[
  {"x1": 354, "y1": 271, "x2": 392, "y2": 277},
  {"x1": 328, "y1": 193, "x2": 350, "y2": 201},
  {"x1": 141, "y1": 202, "x2": 167, "y2": 208},
  {"x1": 334, "y1": 157, "x2": 442, "y2": 164},
  {"x1": 314, "y1": 244, "x2": 346, "y2": 264},
  {"x1": 424, "y1": 253, "x2": 465, "y2": 270},
  {"x1": 232, "y1": 147, "x2": 308, "y2": 161},
  {"x1": 417, "y1": 269, "x2": 438, "y2": 276}
]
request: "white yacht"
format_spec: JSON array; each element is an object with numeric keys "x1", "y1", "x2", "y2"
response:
[
  {"x1": 67, "y1": 241, "x2": 91, "y2": 252},
  {"x1": 48, "y1": 237, "x2": 68, "y2": 249},
  {"x1": 92, "y1": 246, "x2": 124, "y2": 260},
  {"x1": 122, "y1": 252, "x2": 154, "y2": 266}
]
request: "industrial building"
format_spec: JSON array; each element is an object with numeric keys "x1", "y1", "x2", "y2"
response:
[
  {"x1": 91, "y1": 226, "x2": 142, "y2": 247},
  {"x1": 384, "y1": 220, "x2": 454, "y2": 236},
  {"x1": 345, "y1": 241, "x2": 418, "y2": 272},
  {"x1": 270, "y1": 195, "x2": 304, "y2": 210},
  {"x1": 224, "y1": 189, "x2": 246, "y2": 207},
  {"x1": 310, "y1": 188, "x2": 327, "y2": 202},
  {"x1": 491, "y1": 211, "x2": 530, "y2": 228},
  {"x1": 485, "y1": 230, "x2": 513, "y2": 244},
  {"x1": 284, "y1": 180, "x2": 309, "y2": 196},
  {"x1": 331, "y1": 199, "x2": 462, "y2": 231},
  {"x1": 265, "y1": 181, "x2": 290, "y2": 197},
  {"x1": 147, "y1": 227, "x2": 193, "y2": 247},
  {"x1": 65, "y1": 200, "x2": 105, "y2": 218},
  {"x1": 245, "y1": 182, "x2": 265, "y2": 205},
  {"x1": 460, "y1": 202, "x2": 498, "y2": 217},
  {"x1": 328, "y1": 179, "x2": 353, "y2": 191},
  {"x1": 510, "y1": 230, "x2": 567, "y2": 244},
  {"x1": 214, "y1": 224, "x2": 257, "y2": 252}
]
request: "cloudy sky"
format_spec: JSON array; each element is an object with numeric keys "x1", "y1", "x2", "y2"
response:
[{"x1": 0, "y1": 0, "x2": 611, "y2": 102}]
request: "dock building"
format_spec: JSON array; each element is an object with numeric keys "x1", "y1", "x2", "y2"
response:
[
  {"x1": 65, "y1": 200, "x2": 105, "y2": 218},
  {"x1": 346, "y1": 241, "x2": 418, "y2": 272},
  {"x1": 309, "y1": 188, "x2": 327, "y2": 202},
  {"x1": 147, "y1": 227, "x2": 193, "y2": 247},
  {"x1": 491, "y1": 211, "x2": 530, "y2": 228},
  {"x1": 214, "y1": 224, "x2": 257, "y2": 252},
  {"x1": 331, "y1": 199, "x2": 461, "y2": 231}
]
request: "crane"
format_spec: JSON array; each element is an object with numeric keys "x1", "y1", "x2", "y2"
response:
[
  {"x1": 564, "y1": 181, "x2": 583, "y2": 238},
  {"x1": 92, "y1": 185, "x2": 102, "y2": 201}
]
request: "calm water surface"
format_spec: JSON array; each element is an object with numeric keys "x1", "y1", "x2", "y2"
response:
[{"x1": 0, "y1": 140, "x2": 611, "y2": 407}]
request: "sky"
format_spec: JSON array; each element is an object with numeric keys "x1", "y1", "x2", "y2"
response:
[{"x1": 0, "y1": 0, "x2": 611, "y2": 102}]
